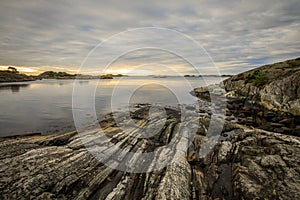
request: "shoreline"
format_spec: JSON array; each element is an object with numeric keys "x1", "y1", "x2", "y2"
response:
[
  {"x1": 0, "y1": 104, "x2": 299, "y2": 199},
  {"x1": 0, "y1": 74, "x2": 231, "y2": 83}
]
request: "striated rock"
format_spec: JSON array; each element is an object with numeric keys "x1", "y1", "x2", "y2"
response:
[
  {"x1": 156, "y1": 157, "x2": 191, "y2": 200},
  {"x1": 0, "y1": 106, "x2": 299, "y2": 199}
]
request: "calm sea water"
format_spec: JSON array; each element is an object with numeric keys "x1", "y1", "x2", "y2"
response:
[{"x1": 0, "y1": 77, "x2": 224, "y2": 136}]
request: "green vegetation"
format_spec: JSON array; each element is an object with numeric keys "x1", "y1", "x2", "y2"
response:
[
  {"x1": 246, "y1": 70, "x2": 269, "y2": 87},
  {"x1": 288, "y1": 60, "x2": 299, "y2": 68}
]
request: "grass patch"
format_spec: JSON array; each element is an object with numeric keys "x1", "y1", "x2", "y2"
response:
[
  {"x1": 288, "y1": 61, "x2": 299, "y2": 67},
  {"x1": 246, "y1": 70, "x2": 269, "y2": 87}
]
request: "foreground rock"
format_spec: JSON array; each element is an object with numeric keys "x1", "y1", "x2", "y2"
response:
[
  {"x1": 0, "y1": 106, "x2": 299, "y2": 199},
  {"x1": 193, "y1": 129, "x2": 300, "y2": 199}
]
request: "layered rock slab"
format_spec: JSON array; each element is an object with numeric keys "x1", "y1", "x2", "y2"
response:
[{"x1": 0, "y1": 107, "x2": 299, "y2": 199}]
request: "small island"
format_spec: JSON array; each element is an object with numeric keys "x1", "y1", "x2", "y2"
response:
[
  {"x1": 184, "y1": 74, "x2": 233, "y2": 77},
  {"x1": 38, "y1": 71, "x2": 126, "y2": 80},
  {"x1": 0, "y1": 67, "x2": 36, "y2": 82},
  {"x1": 38, "y1": 71, "x2": 77, "y2": 79}
]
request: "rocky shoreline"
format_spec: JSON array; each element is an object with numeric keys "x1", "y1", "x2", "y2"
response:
[
  {"x1": 225, "y1": 97, "x2": 300, "y2": 136},
  {"x1": 0, "y1": 105, "x2": 299, "y2": 199},
  {"x1": 194, "y1": 58, "x2": 300, "y2": 136}
]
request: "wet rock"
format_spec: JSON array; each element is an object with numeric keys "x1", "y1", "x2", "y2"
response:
[{"x1": 193, "y1": 87, "x2": 211, "y2": 101}]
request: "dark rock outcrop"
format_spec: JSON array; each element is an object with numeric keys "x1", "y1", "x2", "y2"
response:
[
  {"x1": 223, "y1": 58, "x2": 300, "y2": 116},
  {"x1": 192, "y1": 129, "x2": 300, "y2": 199},
  {"x1": 193, "y1": 58, "x2": 300, "y2": 136}
]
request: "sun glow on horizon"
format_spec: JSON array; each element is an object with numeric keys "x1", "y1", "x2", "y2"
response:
[{"x1": 0, "y1": 62, "x2": 240, "y2": 76}]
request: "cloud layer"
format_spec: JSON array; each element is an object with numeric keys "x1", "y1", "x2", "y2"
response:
[{"x1": 0, "y1": 0, "x2": 299, "y2": 75}]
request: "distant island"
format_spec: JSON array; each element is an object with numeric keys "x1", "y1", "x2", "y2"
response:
[
  {"x1": 0, "y1": 68, "x2": 234, "y2": 83},
  {"x1": 38, "y1": 71, "x2": 127, "y2": 80},
  {"x1": 0, "y1": 68, "x2": 127, "y2": 82},
  {"x1": 0, "y1": 67, "x2": 36, "y2": 82},
  {"x1": 184, "y1": 74, "x2": 233, "y2": 77},
  {"x1": 38, "y1": 71, "x2": 77, "y2": 79}
]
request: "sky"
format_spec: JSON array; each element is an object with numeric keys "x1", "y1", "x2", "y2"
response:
[{"x1": 0, "y1": 0, "x2": 299, "y2": 75}]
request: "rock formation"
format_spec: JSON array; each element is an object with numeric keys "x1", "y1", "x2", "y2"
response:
[
  {"x1": 223, "y1": 58, "x2": 300, "y2": 115},
  {"x1": 0, "y1": 106, "x2": 299, "y2": 199},
  {"x1": 194, "y1": 58, "x2": 300, "y2": 136}
]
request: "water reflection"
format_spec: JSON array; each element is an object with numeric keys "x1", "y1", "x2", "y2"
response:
[
  {"x1": 78, "y1": 80, "x2": 90, "y2": 85},
  {"x1": 0, "y1": 77, "x2": 224, "y2": 136},
  {"x1": 129, "y1": 83, "x2": 179, "y2": 105},
  {"x1": 0, "y1": 84, "x2": 30, "y2": 93},
  {"x1": 58, "y1": 81, "x2": 77, "y2": 86}
]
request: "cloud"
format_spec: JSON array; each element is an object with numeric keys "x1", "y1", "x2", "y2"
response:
[{"x1": 0, "y1": 0, "x2": 299, "y2": 75}]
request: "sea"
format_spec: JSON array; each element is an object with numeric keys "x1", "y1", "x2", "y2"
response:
[{"x1": 0, "y1": 76, "x2": 225, "y2": 136}]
